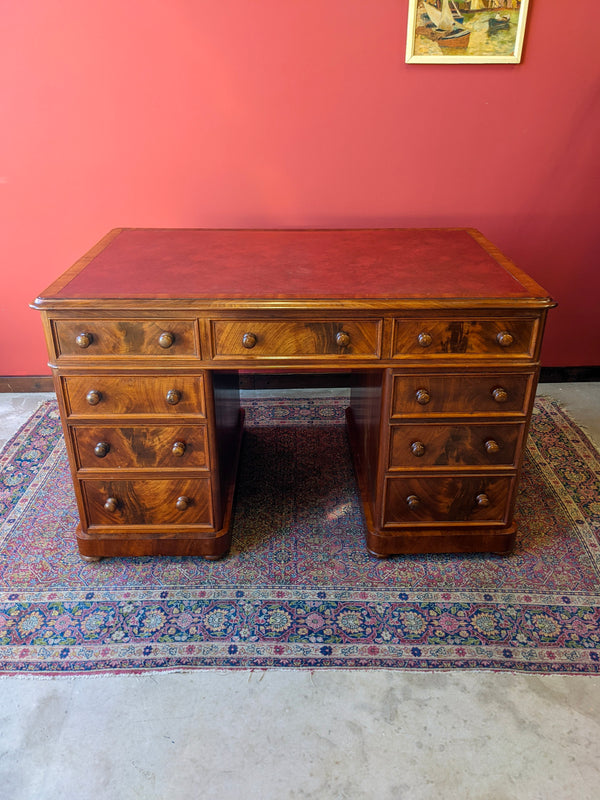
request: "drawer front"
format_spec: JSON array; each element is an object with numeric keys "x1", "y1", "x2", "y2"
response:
[
  {"x1": 383, "y1": 476, "x2": 514, "y2": 527},
  {"x1": 390, "y1": 372, "x2": 534, "y2": 418},
  {"x1": 211, "y1": 319, "x2": 382, "y2": 359},
  {"x1": 392, "y1": 318, "x2": 537, "y2": 358},
  {"x1": 63, "y1": 376, "x2": 206, "y2": 417},
  {"x1": 53, "y1": 319, "x2": 199, "y2": 358},
  {"x1": 389, "y1": 422, "x2": 523, "y2": 469},
  {"x1": 73, "y1": 425, "x2": 210, "y2": 469},
  {"x1": 82, "y1": 478, "x2": 213, "y2": 526}
]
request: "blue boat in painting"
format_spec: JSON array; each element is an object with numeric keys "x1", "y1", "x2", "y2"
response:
[{"x1": 488, "y1": 13, "x2": 511, "y2": 32}]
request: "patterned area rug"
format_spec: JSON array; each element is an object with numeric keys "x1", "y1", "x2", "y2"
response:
[{"x1": 1, "y1": 397, "x2": 599, "y2": 675}]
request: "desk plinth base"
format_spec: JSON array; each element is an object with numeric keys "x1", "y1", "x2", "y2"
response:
[
  {"x1": 365, "y1": 525, "x2": 517, "y2": 558},
  {"x1": 75, "y1": 524, "x2": 233, "y2": 560}
]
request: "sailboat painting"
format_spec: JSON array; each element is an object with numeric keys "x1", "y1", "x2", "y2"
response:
[{"x1": 406, "y1": 0, "x2": 530, "y2": 64}]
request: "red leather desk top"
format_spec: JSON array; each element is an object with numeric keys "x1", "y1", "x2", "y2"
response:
[{"x1": 43, "y1": 228, "x2": 548, "y2": 303}]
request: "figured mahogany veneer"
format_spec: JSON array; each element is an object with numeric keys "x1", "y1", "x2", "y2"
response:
[
  {"x1": 32, "y1": 228, "x2": 554, "y2": 559},
  {"x1": 62, "y1": 375, "x2": 207, "y2": 418},
  {"x1": 82, "y1": 478, "x2": 213, "y2": 527},
  {"x1": 392, "y1": 317, "x2": 538, "y2": 359},
  {"x1": 388, "y1": 422, "x2": 523, "y2": 469},
  {"x1": 211, "y1": 319, "x2": 382, "y2": 359},
  {"x1": 389, "y1": 372, "x2": 535, "y2": 418},
  {"x1": 53, "y1": 318, "x2": 200, "y2": 359},
  {"x1": 383, "y1": 475, "x2": 516, "y2": 525},
  {"x1": 72, "y1": 425, "x2": 210, "y2": 470}
]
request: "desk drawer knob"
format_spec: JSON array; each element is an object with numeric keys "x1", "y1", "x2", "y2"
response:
[
  {"x1": 242, "y1": 332, "x2": 257, "y2": 349},
  {"x1": 336, "y1": 330, "x2": 351, "y2": 348},
  {"x1": 76, "y1": 332, "x2": 93, "y2": 349},
  {"x1": 94, "y1": 442, "x2": 110, "y2": 458},
  {"x1": 104, "y1": 497, "x2": 118, "y2": 513},
  {"x1": 491, "y1": 387, "x2": 508, "y2": 404},
  {"x1": 410, "y1": 441, "x2": 426, "y2": 457},
  {"x1": 484, "y1": 439, "x2": 500, "y2": 454},
  {"x1": 415, "y1": 389, "x2": 431, "y2": 405},
  {"x1": 172, "y1": 441, "x2": 186, "y2": 457},
  {"x1": 166, "y1": 389, "x2": 181, "y2": 405},
  {"x1": 417, "y1": 332, "x2": 432, "y2": 348},
  {"x1": 86, "y1": 390, "x2": 102, "y2": 406},
  {"x1": 475, "y1": 493, "x2": 490, "y2": 508},
  {"x1": 406, "y1": 495, "x2": 421, "y2": 510},
  {"x1": 176, "y1": 495, "x2": 191, "y2": 511},
  {"x1": 496, "y1": 331, "x2": 514, "y2": 348},
  {"x1": 158, "y1": 331, "x2": 175, "y2": 349}
]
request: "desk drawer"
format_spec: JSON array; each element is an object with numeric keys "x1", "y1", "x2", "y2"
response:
[
  {"x1": 82, "y1": 478, "x2": 213, "y2": 526},
  {"x1": 53, "y1": 319, "x2": 199, "y2": 358},
  {"x1": 383, "y1": 475, "x2": 514, "y2": 526},
  {"x1": 390, "y1": 372, "x2": 534, "y2": 418},
  {"x1": 389, "y1": 422, "x2": 523, "y2": 469},
  {"x1": 63, "y1": 376, "x2": 206, "y2": 418},
  {"x1": 211, "y1": 319, "x2": 382, "y2": 359},
  {"x1": 392, "y1": 318, "x2": 537, "y2": 358},
  {"x1": 73, "y1": 425, "x2": 210, "y2": 470}
]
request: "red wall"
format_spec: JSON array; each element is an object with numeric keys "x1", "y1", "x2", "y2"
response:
[{"x1": 1, "y1": 1, "x2": 598, "y2": 373}]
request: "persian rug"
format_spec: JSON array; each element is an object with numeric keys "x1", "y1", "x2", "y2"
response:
[{"x1": 0, "y1": 396, "x2": 599, "y2": 675}]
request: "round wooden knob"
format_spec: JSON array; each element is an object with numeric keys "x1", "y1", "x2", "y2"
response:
[
  {"x1": 158, "y1": 331, "x2": 175, "y2": 349},
  {"x1": 406, "y1": 495, "x2": 421, "y2": 510},
  {"x1": 104, "y1": 497, "x2": 118, "y2": 512},
  {"x1": 491, "y1": 387, "x2": 508, "y2": 404},
  {"x1": 172, "y1": 441, "x2": 186, "y2": 457},
  {"x1": 475, "y1": 493, "x2": 490, "y2": 507},
  {"x1": 176, "y1": 495, "x2": 191, "y2": 511},
  {"x1": 94, "y1": 442, "x2": 110, "y2": 458},
  {"x1": 417, "y1": 332, "x2": 432, "y2": 348},
  {"x1": 336, "y1": 331, "x2": 351, "y2": 348},
  {"x1": 484, "y1": 439, "x2": 500, "y2": 454},
  {"x1": 496, "y1": 331, "x2": 514, "y2": 348},
  {"x1": 166, "y1": 389, "x2": 181, "y2": 405},
  {"x1": 410, "y1": 441, "x2": 426, "y2": 457},
  {"x1": 415, "y1": 389, "x2": 431, "y2": 405},
  {"x1": 86, "y1": 390, "x2": 102, "y2": 406},
  {"x1": 242, "y1": 332, "x2": 257, "y2": 349},
  {"x1": 75, "y1": 332, "x2": 93, "y2": 349}
]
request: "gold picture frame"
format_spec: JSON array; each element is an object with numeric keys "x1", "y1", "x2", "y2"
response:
[{"x1": 406, "y1": 0, "x2": 530, "y2": 64}]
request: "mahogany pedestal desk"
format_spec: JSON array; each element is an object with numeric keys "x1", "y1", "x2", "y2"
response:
[{"x1": 33, "y1": 228, "x2": 554, "y2": 560}]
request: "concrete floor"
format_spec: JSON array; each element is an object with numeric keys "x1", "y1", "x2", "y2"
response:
[{"x1": 1, "y1": 384, "x2": 599, "y2": 800}]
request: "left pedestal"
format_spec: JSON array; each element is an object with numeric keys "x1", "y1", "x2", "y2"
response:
[{"x1": 53, "y1": 364, "x2": 243, "y2": 560}]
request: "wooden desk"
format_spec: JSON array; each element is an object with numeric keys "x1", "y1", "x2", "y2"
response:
[{"x1": 33, "y1": 228, "x2": 554, "y2": 559}]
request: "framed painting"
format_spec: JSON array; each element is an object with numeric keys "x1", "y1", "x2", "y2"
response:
[{"x1": 405, "y1": 0, "x2": 530, "y2": 64}]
